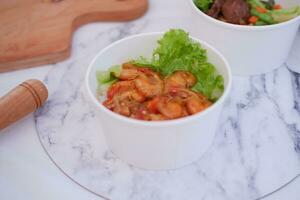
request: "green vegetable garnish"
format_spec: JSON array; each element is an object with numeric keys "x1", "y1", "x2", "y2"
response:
[
  {"x1": 133, "y1": 29, "x2": 224, "y2": 101},
  {"x1": 248, "y1": 0, "x2": 300, "y2": 25},
  {"x1": 254, "y1": 20, "x2": 268, "y2": 25},
  {"x1": 247, "y1": 0, "x2": 267, "y2": 9},
  {"x1": 96, "y1": 65, "x2": 121, "y2": 95},
  {"x1": 250, "y1": 8, "x2": 275, "y2": 24},
  {"x1": 96, "y1": 65, "x2": 121, "y2": 84},
  {"x1": 194, "y1": 0, "x2": 213, "y2": 12}
]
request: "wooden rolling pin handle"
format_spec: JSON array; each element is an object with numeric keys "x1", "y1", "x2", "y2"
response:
[{"x1": 0, "y1": 79, "x2": 48, "y2": 131}]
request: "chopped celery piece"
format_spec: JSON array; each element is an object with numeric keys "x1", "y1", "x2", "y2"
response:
[
  {"x1": 96, "y1": 65, "x2": 121, "y2": 84},
  {"x1": 109, "y1": 65, "x2": 121, "y2": 77},
  {"x1": 96, "y1": 70, "x2": 110, "y2": 84}
]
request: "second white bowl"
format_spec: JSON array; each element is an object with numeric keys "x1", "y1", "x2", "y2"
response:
[{"x1": 190, "y1": 0, "x2": 300, "y2": 76}]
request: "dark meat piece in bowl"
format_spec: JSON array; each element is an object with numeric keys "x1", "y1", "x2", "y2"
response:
[
  {"x1": 207, "y1": 0, "x2": 225, "y2": 18},
  {"x1": 222, "y1": 0, "x2": 250, "y2": 24}
]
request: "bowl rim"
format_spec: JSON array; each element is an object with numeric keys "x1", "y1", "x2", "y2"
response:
[
  {"x1": 189, "y1": 0, "x2": 300, "y2": 31},
  {"x1": 85, "y1": 32, "x2": 232, "y2": 127}
]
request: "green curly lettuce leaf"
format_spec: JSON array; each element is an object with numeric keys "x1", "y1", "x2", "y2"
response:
[{"x1": 133, "y1": 29, "x2": 224, "y2": 101}]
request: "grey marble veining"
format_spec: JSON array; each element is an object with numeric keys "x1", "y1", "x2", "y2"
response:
[{"x1": 35, "y1": 0, "x2": 300, "y2": 199}]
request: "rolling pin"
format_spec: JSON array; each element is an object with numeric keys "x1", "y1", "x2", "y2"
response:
[{"x1": 0, "y1": 79, "x2": 48, "y2": 130}]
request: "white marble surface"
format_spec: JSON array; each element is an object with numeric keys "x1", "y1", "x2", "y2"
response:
[{"x1": 1, "y1": 0, "x2": 300, "y2": 199}]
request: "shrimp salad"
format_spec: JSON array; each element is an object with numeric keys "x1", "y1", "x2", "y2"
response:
[{"x1": 96, "y1": 29, "x2": 224, "y2": 121}]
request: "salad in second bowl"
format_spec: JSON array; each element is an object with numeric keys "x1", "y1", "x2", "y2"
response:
[
  {"x1": 194, "y1": 0, "x2": 300, "y2": 25},
  {"x1": 96, "y1": 29, "x2": 224, "y2": 121}
]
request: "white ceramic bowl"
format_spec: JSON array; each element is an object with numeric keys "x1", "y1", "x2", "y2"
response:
[
  {"x1": 190, "y1": 0, "x2": 300, "y2": 76},
  {"x1": 85, "y1": 32, "x2": 232, "y2": 170}
]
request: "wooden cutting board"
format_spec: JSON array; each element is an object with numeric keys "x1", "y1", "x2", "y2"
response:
[{"x1": 0, "y1": 0, "x2": 148, "y2": 72}]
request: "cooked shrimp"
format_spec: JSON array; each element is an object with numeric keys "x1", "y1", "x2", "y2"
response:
[
  {"x1": 102, "y1": 65, "x2": 213, "y2": 121},
  {"x1": 103, "y1": 98, "x2": 131, "y2": 116},
  {"x1": 119, "y1": 66, "x2": 164, "y2": 98},
  {"x1": 157, "y1": 96, "x2": 183, "y2": 119},
  {"x1": 107, "y1": 81, "x2": 145, "y2": 102},
  {"x1": 114, "y1": 103, "x2": 131, "y2": 116},
  {"x1": 119, "y1": 63, "x2": 139, "y2": 80},
  {"x1": 166, "y1": 87, "x2": 212, "y2": 115},
  {"x1": 168, "y1": 87, "x2": 195, "y2": 99},
  {"x1": 105, "y1": 81, "x2": 146, "y2": 117},
  {"x1": 107, "y1": 81, "x2": 134, "y2": 99},
  {"x1": 186, "y1": 95, "x2": 212, "y2": 114},
  {"x1": 165, "y1": 71, "x2": 196, "y2": 91},
  {"x1": 134, "y1": 70, "x2": 163, "y2": 98},
  {"x1": 122, "y1": 62, "x2": 137, "y2": 69}
]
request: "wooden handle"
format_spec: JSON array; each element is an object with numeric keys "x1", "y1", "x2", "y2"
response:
[
  {"x1": 0, "y1": 0, "x2": 148, "y2": 72},
  {"x1": 0, "y1": 79, "x2": 48, "y2": 130}
]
